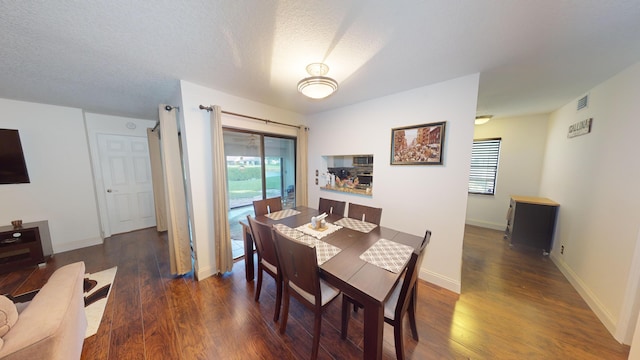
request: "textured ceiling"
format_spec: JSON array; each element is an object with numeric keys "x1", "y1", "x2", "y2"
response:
[{"x1": 1, "y1": 1, "x2": 640, "y2": 120}]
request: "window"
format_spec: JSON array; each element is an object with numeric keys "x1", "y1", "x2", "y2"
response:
[{"x1": 469, "y1": 138, "x2": 501, "y2": 195}]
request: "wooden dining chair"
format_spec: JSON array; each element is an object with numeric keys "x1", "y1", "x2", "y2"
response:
[
  {"x1": 347, "y1": 202, "x2": 382, "y2": 225},
  {"x1": 247, "y1": 216, "x2": 283, "y2": 322},
  {"x1": 341, "y1": 230, "x2": 431, "y2": 360},
  {"x1": 253, "y1": 196, "x2": 283, "y2": 216},
  {"x1": 272, "y1": 228, "x2": 341, "y2": 360},
  {"x1": 318, "y1": 197, "x2": 346, "y2": 216}
]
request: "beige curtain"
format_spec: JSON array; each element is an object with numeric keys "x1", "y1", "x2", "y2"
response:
[
  {"x1": 147, "y1": 127, "x2": 168, "y2": 232},
  {"x1": 296, "y1": 127, "x2": 309, "y2": 206},
  {"x1": 158, "y1": 105, "x2": 192, "y2": 275},
  {"x1": 210, "y1": 105, "x2": 233, "y2": 274}
]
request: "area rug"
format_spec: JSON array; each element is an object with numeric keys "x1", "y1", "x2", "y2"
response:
[{"x1": 84, "y1": 266, "x2": 117, "y2": 338}]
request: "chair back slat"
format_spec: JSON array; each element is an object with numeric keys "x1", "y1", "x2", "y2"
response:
[
  {"x1": 253, "y1": 196, "x2": 283, "y2": 216},
  {"x1": 272, "y1": 228, "x2": 320, "y2": 302},
  {"x1": 347, "y1": 203, "x2": 382, "y2": 225},
  {"x1": 247, "y1": 216, "x2": 278, "y2": 268},
  {"x1": 318, "y1": 198, "x2": 346, "y2": 217}
]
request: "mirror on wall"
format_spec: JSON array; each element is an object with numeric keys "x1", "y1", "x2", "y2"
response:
[{"x1": 321, "y1": 154, "x2": 373, "y2": 196}]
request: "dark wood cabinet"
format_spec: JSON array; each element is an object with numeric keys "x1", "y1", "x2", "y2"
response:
[
  {"x1": 505, "y1": 196, "x2": 559, "y2": 255},
  {"x1": 0, "y1": 221, "x2": 51, "y2": 273}
]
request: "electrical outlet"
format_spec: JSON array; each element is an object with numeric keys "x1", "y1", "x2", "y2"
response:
[{"x1": 561, "y1": 245, "x2": 564, "y2": 254}]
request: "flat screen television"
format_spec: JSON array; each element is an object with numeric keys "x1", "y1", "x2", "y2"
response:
[{"x1": 0, "y1": 129, "x2": 31, "y2": 184}]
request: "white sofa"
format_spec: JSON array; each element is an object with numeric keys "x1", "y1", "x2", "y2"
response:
[{"x1": 0, "y1": 262, "x2": 87, "y2": 360}]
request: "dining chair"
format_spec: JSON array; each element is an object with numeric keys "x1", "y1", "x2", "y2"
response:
[
  {"x1": 247, "y1": 216, "x2": 283, "y2": 322},
  {"x1": 253, "y1": 196, "x2": 283, "y2": 216},
  {"x1": 272, "y1": 228, "x2": 341, "y2": 360},
  {"x1": 318, "y1": 197, "x2": 346, "y2": 216},
  {"x1": 347, "y1": 202, "x2": 382, "y2": 225},
  {"x1": 341, "y1": 230, "x2": 431, "y2": 360},
  {"x1": 346, "y1": 202, "x2": 383, "y2": 313}
]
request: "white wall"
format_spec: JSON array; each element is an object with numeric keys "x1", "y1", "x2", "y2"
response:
[
  {"x1": 466, "y1": 114, "x2": 549, "y2": 230},
  {"x1": 84, "y1": 112, "x2": 156, "y2": 237},
  {"x1": 307, "y1": 74, "x2": 479, "y2": 293},
  {"x1": 0, "y1": 98, "x2": 102, "y2": 252},
  {"x1": 540, "y1": 61, "x2": 640, "y2": 343},
  {"x1": 178, "y1": 80, "x2": 305, "y2": 280}
]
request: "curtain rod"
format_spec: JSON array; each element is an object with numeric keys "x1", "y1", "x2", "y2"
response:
[{"x1": 199, "y1": 105, "x2": 307, "y2": 130}]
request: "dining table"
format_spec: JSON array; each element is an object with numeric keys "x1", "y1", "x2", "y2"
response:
[{"x1": 241, "y1": 206, "x2": 423, "y2": 360}]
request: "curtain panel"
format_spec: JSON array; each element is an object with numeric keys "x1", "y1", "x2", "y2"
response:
[
  {"x1": 296, "y1": 127, "x2": 309, "y2": 207},
  {"x1": 210, "y1": 105, "x2": 233, "y2": 274},
  {"x1": 158, "y1": 105, "x2": 192, "y2": 275},
  {"x1": 147, "y1": 127, "x2": 168, "y2": 232}
]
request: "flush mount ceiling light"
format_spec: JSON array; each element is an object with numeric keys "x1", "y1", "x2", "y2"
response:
[
  {"x1": 297, "y1": 63, "x2": 338, "y2": 99},
  {"x1": 475, "y1": 115, "x2": 493, "y2": 125}
]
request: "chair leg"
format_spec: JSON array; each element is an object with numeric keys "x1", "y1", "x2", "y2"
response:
[
  {"x1": 408, "y1": 291, "x2": 419, "y2": 341},
  {"x1": 273, "y1": 276, "x2": 282, "y2": 322},
  {"x1": 279, "y1": 286, "x2": 290, "y2": 334},
  {"x1": 341, "y1": 295, "x2": 350, "y2": 339},
  {"x1": 394, "y1": 319, "x2": 405, "y2": 360},
  {"x1": 255, "y1": 266, "x2": 263, "y2": 302},
  {"x1": 311, "y1": 309, "x2": 322, "y2": 360}
]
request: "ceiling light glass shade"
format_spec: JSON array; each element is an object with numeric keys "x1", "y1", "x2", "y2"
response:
[
  {"x1": 475, "y1": 115, "x2": 493, "y2": 125},
  {"x1": 298, "y1": 63, "x2": 338, "y2": 99},
  {"x1": 297, "y1": 76, "x2": 338, "y2": 99}
]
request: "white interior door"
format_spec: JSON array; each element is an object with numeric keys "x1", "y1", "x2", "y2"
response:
[{"x1": 98, "y1": 134, "x2": 156, "y2": 235}]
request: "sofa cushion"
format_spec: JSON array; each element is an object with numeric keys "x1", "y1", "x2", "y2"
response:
[{"x1": 0, "y1": 295, "x2": 18, "y2": 338}]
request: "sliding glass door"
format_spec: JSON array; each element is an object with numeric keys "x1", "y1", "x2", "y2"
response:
[{"x1": 223, "y1": 129, "x2": 296, "y2": 258}]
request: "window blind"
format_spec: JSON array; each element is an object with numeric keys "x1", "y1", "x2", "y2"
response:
[{"x1": 469, "y1": 138, "x2": 501, "y2": 195}]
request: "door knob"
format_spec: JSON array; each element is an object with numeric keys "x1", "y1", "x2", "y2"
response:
[{"x1": 107, "y1": 189, "x2": 112, "y2": 193}]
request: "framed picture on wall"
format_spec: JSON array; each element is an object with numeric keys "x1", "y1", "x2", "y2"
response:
[{"x1": 390, "y1": 121, "x2": 446, "y2": 165}]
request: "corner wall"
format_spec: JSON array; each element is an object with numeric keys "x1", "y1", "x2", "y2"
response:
[
  {"x1": 307, "y1": 74, "x2": 479, "y2": 293},
  {"x1": 84, "y1": 112, "x2": 156, "y2": 238},
  {"x1": 0, "y1": 98, "x2": 102, "y2": 252},
  {"x1": 540, "y1": 61, "x2": 640, "y2": 342}
]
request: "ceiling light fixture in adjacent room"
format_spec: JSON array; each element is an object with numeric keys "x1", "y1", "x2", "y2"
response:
[
  {"x1": 475, "y1": 115, "x2": 493, "y2": 125},
  {"x1": 297, "y1": 63, "x2": 338, "y2": 99}
]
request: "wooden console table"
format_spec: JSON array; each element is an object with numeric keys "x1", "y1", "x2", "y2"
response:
[
  {"x1": 505, "y1": 196, "x2": 559, "y2": 255},
  {"x1": 0, "y1": 221, "x2": 52, "y2": 273}
]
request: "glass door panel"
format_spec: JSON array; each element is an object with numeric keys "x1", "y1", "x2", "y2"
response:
[
  {"x1": 223, "y1": 131, "x2": 263, "y2": 209},
  {"x1": 264, "y1": 136, "x2": 296, "y2": 208}
]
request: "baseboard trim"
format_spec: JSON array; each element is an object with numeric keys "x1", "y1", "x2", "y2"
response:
[
  {"x1": 465, "y1": 219, "x2": 505, "y2": 231},
  {"x1": 53, "y1": 236, "x2": 103, "y2": 253},
  {"x1": 420, "y1": 268, "x2": 461, "y2": 294},
  {"x1": 550, "y1": 253, "x2": 619, "y2": 340},
  {"x1": 195, "y1": 265, "x2": 216, "y2": 281}
]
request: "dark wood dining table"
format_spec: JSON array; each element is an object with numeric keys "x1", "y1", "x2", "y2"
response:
[{"x1": 241, "y1": 206, "x2": 423, "y2": 360}]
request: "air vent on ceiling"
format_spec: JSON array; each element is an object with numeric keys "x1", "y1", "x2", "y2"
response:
[{"x1": 577, "y1": 94, "x2": 589, "y2": 111}]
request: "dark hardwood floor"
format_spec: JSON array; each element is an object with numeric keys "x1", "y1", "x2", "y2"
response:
[{"x1": 0, "y1": 225, "x2": 630, "y2": 359}]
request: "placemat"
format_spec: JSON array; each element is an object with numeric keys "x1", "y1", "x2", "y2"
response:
[
  {"x1": 273, "y1": 224, "x2": 340, "y2": 265},
  {"x1": 334, "y1": 217, "x2": 378, "y2": 233},
  {"x1": 273, "y1": 224, "x2": 304, "y2": 239},
  {"x1": 359, "y1": 238, "x2": 414, "y2": 273},
  {"x1": 295, "y1": 234, "x2": 318, "y2": 247},
  {"x1": 296, "y1": 222, "x2": 343, "y2": 239},
  {"x1": 315, "y1": 241, "x2": 341, "y2": 265},
  {"x1": 265, "y1": 208, "x2": 301, "y2": 220}
]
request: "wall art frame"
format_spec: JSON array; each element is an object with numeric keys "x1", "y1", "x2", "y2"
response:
[{"x1": 390, "y1": 121, "x2": 446, "y2": 165}]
